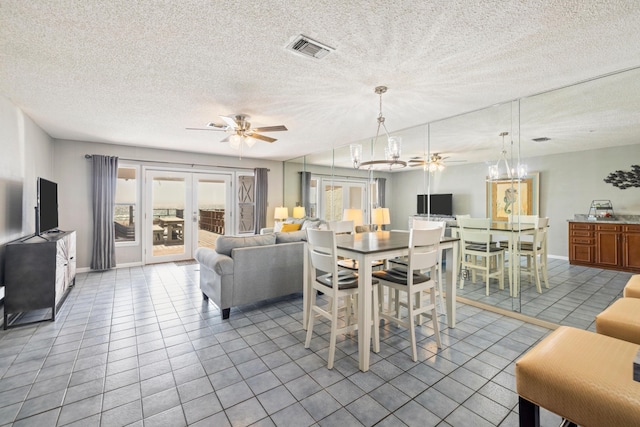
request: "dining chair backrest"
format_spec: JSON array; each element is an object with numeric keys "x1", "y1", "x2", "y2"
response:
[
  {"x1": 328, "y1": 220, "x2": 354, "y2": 234},
  {"x1": 458, "y1": 217, "x2": 492, "y2": 245},
  {"x1": 408, "y1": 228, "x2": 441, "y2": 274},
  {"x1": 535, "y1": 217, "x2": 549, "y2": 246},
  {"x1": 509, "y1": 214, "x2": 538, "y2": 225},
  {"x1": 306, "y1": 229, "x2": 338, "y2": 278},
  {"x1": 412, "y1": 220, "x2": 446, "y2": 239}
]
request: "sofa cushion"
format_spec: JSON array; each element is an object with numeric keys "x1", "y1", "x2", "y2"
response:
[
  {"x1": 275, "y1": 230, "x2": 307, "y2": 243},
  {"x1": 215, "y1": 234, "x2": 276, "y2": 256},
  {"x1": 281, "y1": 223, "x2": 302, "y2": 232}
]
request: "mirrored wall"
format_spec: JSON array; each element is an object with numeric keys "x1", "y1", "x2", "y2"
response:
[{"x1": 283, "y1": 66, "x2": 640, "y2": 326}]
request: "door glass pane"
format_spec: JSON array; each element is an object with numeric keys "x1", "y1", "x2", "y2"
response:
[
  {"x1": 152, "y1": 176, "x2": 186, "y2": 257},
  {"x1": 114, "y1": 167, "x2": 137, "y2": 243},
  {"x1": 324, "y1": 184, "x2": 343, "y2": 221},
  {"x1": 197, "y1": 179, "x2": 226, "y2": 249}
]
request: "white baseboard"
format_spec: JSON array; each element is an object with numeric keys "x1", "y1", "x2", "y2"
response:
[{"x1": 76, "y1": 261, "x2": 143, "y2": 274}]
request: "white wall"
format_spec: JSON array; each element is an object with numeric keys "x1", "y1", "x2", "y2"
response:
[
  {"x1": 53, "y1": 139, "x2": 284, "y2": 269},
  {"x1": 0, "y1": 95, "x2": 54, "y2": 283},
  {"x1": 389, "y1": 144, "x2": 640, "y2": 258}
]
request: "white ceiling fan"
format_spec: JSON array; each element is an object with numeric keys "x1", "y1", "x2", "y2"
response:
[
  {"x1": 187, "y1": 114, "x2": 288, "y2": 149},
  {"x1": 408, "y1": 153, "x2": 467, "y2": 171}
]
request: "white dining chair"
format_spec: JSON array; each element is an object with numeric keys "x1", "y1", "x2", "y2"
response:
[
  {"x1": 458, "y1": 217, "x2": 506, "y2": 295},
  {"x1": 373, "y1": 227, "x2": 442, "y2": 361},
  {"x1": 517, "y1": 217, "x2": 549, "y2": 293},
  {"x1": 389, "y1": 220, "x2": 446, "y2": 314},
  {"x1": 305, "y1": 229, "x2": 380, "y2": 369}
]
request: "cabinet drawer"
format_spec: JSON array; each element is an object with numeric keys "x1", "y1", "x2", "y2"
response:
[
  {"x1": 571, "y1": 237, "x2": 594, "y2": 245},
  {"x1": 623, "y1": 224, "x2": 640, "y2": 233},
  {"x1": 570, "y1": 222, "x2": 593, "y2": 230},
  {"x1": 596, "y1": 224, "x2": 622, "y2": 232},
  {"x1": 570, "y1": 230, "x2": 593, "y2": 237}
]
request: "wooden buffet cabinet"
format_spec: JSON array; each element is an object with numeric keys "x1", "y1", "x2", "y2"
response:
[{"x1": 569, "y1": 221, "x2": 640, "y2": 272}]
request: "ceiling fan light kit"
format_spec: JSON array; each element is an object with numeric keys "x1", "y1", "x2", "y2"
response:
[
  {"x1": 351, "y1": 86, "x2": 407, "y2": 171},
  {"x1": 187, "y1": 114, "x2": 287, "y2": 156}
]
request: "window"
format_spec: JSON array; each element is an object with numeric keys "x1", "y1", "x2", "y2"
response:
[{"x1": 114, "y1": 166, "x2": 138, "y2": 244}]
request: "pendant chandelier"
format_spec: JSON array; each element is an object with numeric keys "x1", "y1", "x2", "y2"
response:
[
  {"x1": 350, "y1": 86, "x2": 407, "y2": 170},
  {"x1": 487, "y1": 131, "x2": 527, "y2": 181}
]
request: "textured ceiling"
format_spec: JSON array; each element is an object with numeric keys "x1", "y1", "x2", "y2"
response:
[{"x1": 1, "y1": 0, "x2": 640, "y2": 164}]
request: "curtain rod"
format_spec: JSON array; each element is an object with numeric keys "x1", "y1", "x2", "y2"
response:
[{"x1": 84, "y1": 154, "x2": 268, "y2": 172}]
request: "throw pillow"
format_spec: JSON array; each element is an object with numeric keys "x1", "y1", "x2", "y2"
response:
[
  {"x1": 280, "y1": 223, "x2": 302, "y2": 232},
  {"x1": 215, "y1": 234, "x2": 276, "y2": 256},
  {"x1": 273, "y1": 221, "x2": 292, "y2": 233},
  {"x1": 301, "y1": 220, "x2": 321, "y2": 230}
]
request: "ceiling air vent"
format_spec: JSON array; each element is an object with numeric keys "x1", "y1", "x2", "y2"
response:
[
  {"x1": 532, "y1": 137, "x2": 551, "y2": 142},
  {"x1": 286, "y1": 35, "x2": 334, "y2": 59}
]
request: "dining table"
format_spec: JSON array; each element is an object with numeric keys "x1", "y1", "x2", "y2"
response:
[
  {"x1": 451, "y1": 222, "x2": 542, "y2": 297},
  {"x1": 158, "y1": 216, "x2": 185, "y2": 245},
  {"x1": 303, "y1": 230, "x2": 459, "y2": 372}
]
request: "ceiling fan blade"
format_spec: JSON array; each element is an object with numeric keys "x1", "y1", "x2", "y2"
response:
[
  {"x1": 251, "y1": 125, "x2": 288, "y2": 132},
  {"x1": 246, "y1": 133, "x2": 277, "y2": 143},
  {"x1": 185, "y1": 127, "x2": 226, "y2": 131},
  {"x1": 220, "y1": 115, "x2": 238, "y2": 128},
  {"x1": 219, "y1": 135, "x2": 231, "y2": 143}
]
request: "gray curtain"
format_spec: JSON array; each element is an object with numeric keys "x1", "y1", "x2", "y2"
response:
[
  {"x1": 376, "y1": 177, "x2": 386, "y2": 207},
  {"x1": 254, "y1": 168, "x2": 268, "y2": 233},
  {"x1": 90, "y1": 155, "x2": 118, "y2": 270},
  {"x1": 299, "y1": 171, "x2": 311, "y2": 213}
]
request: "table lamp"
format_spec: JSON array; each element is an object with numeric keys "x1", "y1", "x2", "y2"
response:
[
  {"x1": 342, "y1": 209, "x2": 364, "y2": 227},
  {"x1": 372, "y1": 207, "x2": 390, "y2": 231},
  {"x1": 274, "y1": 207, "x2": 289, "y2": 223},
  {"x1": 293, "y1": 206, "x2": 306, "y2": 219}
]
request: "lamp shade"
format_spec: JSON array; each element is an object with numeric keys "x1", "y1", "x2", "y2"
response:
[
  {"x1": 293, "y1": 206, "x2": 306, "y2": 219},
  {"x1": 342, "y1": 209, "x2": 364, "y2": 226},
  {"x1": 274, "y1": 207, "x2": 289, "y2": 221},
  {"x1": 372, "y1": 207, "x2": 390, "y2": 229}
]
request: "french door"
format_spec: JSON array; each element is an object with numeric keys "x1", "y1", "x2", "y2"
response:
[{"x1": 144, "y1": 170, "x2": 231, "y2": 264}]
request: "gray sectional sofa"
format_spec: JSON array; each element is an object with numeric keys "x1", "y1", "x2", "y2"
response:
[{"x1": 194, "y1": 232, "x2": 306, "y2": 319}]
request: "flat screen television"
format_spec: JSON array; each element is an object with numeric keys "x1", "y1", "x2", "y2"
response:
[
  {"x1": 37, "y1": 177, "x2": 59, "y2": 234},
  {"x1": 417, "y1": 193, "x2": 453, "y2": 216}
]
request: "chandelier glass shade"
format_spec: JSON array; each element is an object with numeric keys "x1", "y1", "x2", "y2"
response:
[
  {"x1": 487, "y1": 132, "x2": 528, "y2": 181},
  {"x1": 350, "y1": 86, "x2": 407, "y2": 171}
]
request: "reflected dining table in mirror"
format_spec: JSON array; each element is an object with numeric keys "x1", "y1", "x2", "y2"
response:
[
  {"x1": 303, "y1": 230, "x2": 460, "y2": 372},
  {"x1": 451, "y1": 221, "x2": 543, "y2": 297}
]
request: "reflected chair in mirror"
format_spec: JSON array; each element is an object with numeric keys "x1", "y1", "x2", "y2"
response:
[
  {"x1": 305, "y1": 229, "x2": 380, "y2": 369},
  {"x1": 373, "y1": 227, "x2": 442, "y2": 362},
  {"x1": 328, "y1": 220, "x2": 355, "y2": 234},
  {"x1": 516, "y1": 217, "x2": 550, "y2": 293},
  {"x1": 458, "y1": 217, "x2": 506, "y2": 295},
  {"x1": 454, "y1": 214, "x2": 471, "y2": 276}
]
